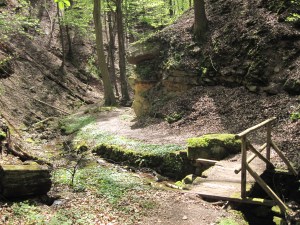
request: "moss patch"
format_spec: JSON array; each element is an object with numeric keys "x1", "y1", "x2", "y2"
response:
[{"x1": 187, "y1": 133, "x2": 241, "y2": 160}]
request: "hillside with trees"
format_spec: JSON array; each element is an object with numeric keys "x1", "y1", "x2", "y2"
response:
[{"x1": 0, "y1": 0, "x2": 299, "y2": 224}]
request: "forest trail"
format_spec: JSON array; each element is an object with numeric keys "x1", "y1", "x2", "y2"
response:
[{"x1": 84, "y1": 107, "x2": 199, "y2": 145}]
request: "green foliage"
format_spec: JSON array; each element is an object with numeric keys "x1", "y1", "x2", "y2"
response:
[
  {"x1": 11, "y1": 201, "x2": 45, "y2": 224},
  {"x1": 0, "y1": 11, "x2": 40, "y2": 41},
  {"x1": 286, "y1": 13, "x2": 300, "y2": 22},
  {"x1": 290, "y1": 112, "x2": 300, "y2": 121},
  {"x1": 126, "y1": 0, "x2": 190, "y2": 39},
  {"x1": 54, "y1": 0, "x2": 71, "y2": 10},
  {"x1": 59, "y1": 114, "x2": 96, "y2": 134},
  {"x1": 165, "y1": 112, "x2": 183, "y2": 123},
  {"x1": 85, "y1": 56, "x2": 99, "y2": 78},
  {"x1": 63, "y1": 0, "x2": 94, "y2": 35}
]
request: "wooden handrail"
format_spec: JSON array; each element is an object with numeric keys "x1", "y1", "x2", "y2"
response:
[{"x1": 236, "y1": 117, "x2": 276, "y2": 138}]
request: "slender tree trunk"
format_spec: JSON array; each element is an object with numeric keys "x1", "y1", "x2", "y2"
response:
[
  {"x1": 116, "y1": 0, "x2": 130, "y2": 104},
  {"x1": 189, "y1": 0, "x2": 192, "y2": 8},
  {"x1": 57, "y1": 3, "x2": 65, "y2": 72},
  {"x1": 107, "y1": 4, "x2": 119, "y2": 96},
  {"x1": 66, "y1": 25, "x2": 73, "y2": 60},
  {"x1": 93, "y1": 0, "x2": 116, "y2": 105},
  {"x1": 193, "y1": 0, "x2": 208, "y2": 39}
]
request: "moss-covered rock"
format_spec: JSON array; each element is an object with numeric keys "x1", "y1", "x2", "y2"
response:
[
  {"x1": 0, "y1": 163, "x2": 51, "y2": 198},
  {"x1": 187, "y1": 134, "x2": 241, "y2": 160},
  {"x1": 92, "y1": 144, "x2": 193, "y2": 179}
]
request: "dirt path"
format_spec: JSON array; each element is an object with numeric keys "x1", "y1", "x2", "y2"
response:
[{"x1": 88, "y1": 107, "x2": 199, "y2": 146}]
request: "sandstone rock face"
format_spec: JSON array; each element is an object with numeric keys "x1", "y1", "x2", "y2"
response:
[{"x1": 129, "y1": 76, "x2": 156, "y2": 116}]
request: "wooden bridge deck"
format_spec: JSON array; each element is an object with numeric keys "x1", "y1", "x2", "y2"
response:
[{"x1": 189, "y1": 153, "x2": 270, "y2": 204}]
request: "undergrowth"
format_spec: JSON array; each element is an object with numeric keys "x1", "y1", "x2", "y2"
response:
[{"x1": 59, "y1": 114, "x2": 96, "y2": 135}]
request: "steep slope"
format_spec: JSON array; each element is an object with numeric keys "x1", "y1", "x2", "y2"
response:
[
  {"x1": 128, "y1": 0, "x2": 300, "y2": 168},
  {"x1": 130, "y1": 0, "x2": 300, "y2": 93},
  {"x1": 0, "y1": 1, "x2": 102, "y2": 129}
]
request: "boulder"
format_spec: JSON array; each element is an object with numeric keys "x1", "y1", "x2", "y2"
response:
[
  {"x1": 0, "y1": 163, "x2": 52, "y2": 198},
  {"x1": 187, "y1": 134, "x2": 241, "y2": 160},
  {"x1": 127, "y1": 42, "x2": 160, "y2": 64}
]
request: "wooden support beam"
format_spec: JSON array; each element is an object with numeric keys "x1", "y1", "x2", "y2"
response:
[
  {"x1": 241, "y1": 136, "x2": 247, "y2": 199},
  {"x1": 271, "y1": 141, "x2": 298, "y2": 176},
  {"x1": 235, "y1": 143, "x2": 267, "y2": 174},
  {"x1": 236, "y1": 117, "x2": 276, "y2": 138},
  {"x1": 248, "y1": 143, "x2": 274, "y2": 169},
  {"x1": 246, "y1": 164, "x2": 289, "y2": 213},
  {"x1": 266, "y1": 123, "x2": 271, "y2": 164},
  {"x1": 196, "y1": 193, "x2": 276, "y2": 207}
]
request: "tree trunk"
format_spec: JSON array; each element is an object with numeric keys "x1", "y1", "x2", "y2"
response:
[
  {"x1": 57, "y1": 3, "x2": 65, "y2": 72},
  {"x1": 116, "y1": 0, "x2": 130, "y2": 104},
  {"x1": 93, "y1": 0, "x2": 116, "y2": 106},
  {"x1": 66, "y1": 25, "x2": 73, "y2": 60},
  {"x1": 66, "y1": 0, "x2": 74, "y2": 60},
  {"x1": 193, "y1": 0, "x2": 208, "y2": 39},
  {"x1": 107, "y1": 8, "x2": 119, "y2": 97}
]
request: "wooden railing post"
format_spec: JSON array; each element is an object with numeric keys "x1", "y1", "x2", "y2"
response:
[
  {"x1": 241, "y1": 136, "x2": 247, "y2": 199},
  {"x1": 266, "y1": 123, "x2": 271, "y2": 168}
]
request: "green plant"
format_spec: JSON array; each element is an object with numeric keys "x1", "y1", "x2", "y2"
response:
[
  {"x1": 165, "y1": 112, "x2": 183, "y2": 123},
  {"x1": 290, "y1": 112, "x2": 300, "y2": 121}
]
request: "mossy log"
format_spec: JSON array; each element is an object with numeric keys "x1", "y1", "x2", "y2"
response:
[{"x1": 0, "y1": 163, "x2": 51, "y2": 198}]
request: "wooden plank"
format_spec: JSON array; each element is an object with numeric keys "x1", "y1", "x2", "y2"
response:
[
  {"x1": 246, "y1": 164, "x2": 289, "y2": 213},
  {"x1": 195, "y1": 193, "x2": 276, "y2": 207},
  {"x1": 271, "y1": 141, "x2": 298, "y2": 176},
  {"x1": 241, "y1": 136, "x2": 247, "y2": 199},
  {"x1": 195, "y1": 158, "x2": 218, "y2": 166},
  {"x1": 236, "y1": 117, "x2": 276, "y2": 138},
  {"x1": 235, "y1": 143, "x2": 267, "y2": 174}
]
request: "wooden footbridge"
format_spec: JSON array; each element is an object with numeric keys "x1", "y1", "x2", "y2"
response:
[{"x1": 190, "y1": 117, "x2": 298, "y2": 215}]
